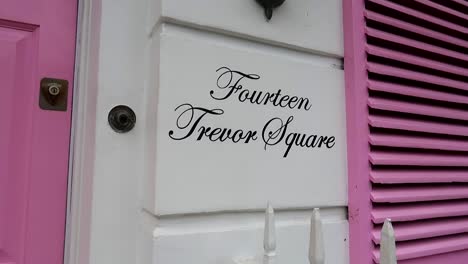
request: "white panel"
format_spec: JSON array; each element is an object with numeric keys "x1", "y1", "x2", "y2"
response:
[
  {"x1": 147, "y1": 0, "x2": 343, "y2": 56},
  {"x1": 144, "y1": 24, "x2": 347, "y2": 215},
  {"x1": 152, "y1": 209, "x2": 349, "y2": 264},
  {"x1": 87, "y1": 0, "x2": 147, "y2": 263},
  {"x1": 79, "y1": 0, "x2": 347, "y2": 263}
]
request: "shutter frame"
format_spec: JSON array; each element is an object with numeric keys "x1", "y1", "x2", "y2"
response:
[
  {"x1": 343, "y1": 0, "x2": 374, "y2": 263},
  {"x1": 343, "y1": 0, "x2": 468, "y2": 263}
]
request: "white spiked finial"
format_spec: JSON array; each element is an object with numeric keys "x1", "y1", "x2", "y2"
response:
[
  {"x1": 380, "y1": 219, "x2": 397, "y2": 264},
  {"x1": 263, "y1": 203, "x2": 276, "y2": 264},
  {"x1": 309, "y1": 208, "x2": 325, "y2": 264}
]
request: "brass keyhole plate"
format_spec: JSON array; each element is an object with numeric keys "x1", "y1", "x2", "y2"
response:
[{"x1": 39, "y1": 77, "x2": 68, "y2": 111}]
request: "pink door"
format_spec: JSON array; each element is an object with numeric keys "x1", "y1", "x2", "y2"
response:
[{"x1": 0, "y1": 0, "x2": 78, "y2": 263}]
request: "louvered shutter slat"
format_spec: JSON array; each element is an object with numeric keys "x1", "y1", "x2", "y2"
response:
[
  {"x1": 369, "y1": 115, "x2": 468, "y2": 136},
  {"x1": 367, "y1": 63, "x2": 468, "y2": 91},
  {"x1": 373, "y1": 234, "x2": 468, "y2": 263},
  {"x1": 368, "y1": 97, "x2": 468, "y2": 121},
  {"x1": 369, "y1": 133, "x2": 468, "y2": 151},
  {"x1": 366, "y1": 45, "x2": 467, "y2": 76},
  {"x1": 372, "y1": 201, "x2": 468, "y2": 223},
  {"x1": 365, "y1": 28, "x2": 468, "y2": 62},
  {"x1": 369, "y1": 151, "x2": 468, "y2": 166},
  {"x1": 368, "y1": 0, "x2": 468, "y2": 34},
  {"x1": 370, "y1": 170, "x2": 468, "y2": 184},
  {"x1": 364, "y1": 10, "x2": 468, "y2": 47},
  {"x1": 368, "y1": 81, "x2": 468, "y2": 105},
  {"x1": 372, "y1": 217, "x2": 468, "y2": 244},
  {"x1": 451, "y1": 0, "x2": 468, "y2": 8},
  {"x1": 414, "y1": 0, "x2": 468, "y2": 23},
  {"x1": 371, "y1": 186, "x2": 468, "y2": 203}
]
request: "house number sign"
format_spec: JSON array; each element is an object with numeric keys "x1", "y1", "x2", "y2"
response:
[
  {"x1": 168, "y1": 67, "x2": 336, "y2": 158},
  {"x1": 149, "y1": 28, "x2": 347, "y2": 214}
]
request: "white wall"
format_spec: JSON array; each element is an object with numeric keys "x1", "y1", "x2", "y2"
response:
[
  {"x1": 86, "y1": 0, "x2": 147, "y2": 263},
  {"x1": 82, "y1": 0, "x2": 348, "y2": 263}
]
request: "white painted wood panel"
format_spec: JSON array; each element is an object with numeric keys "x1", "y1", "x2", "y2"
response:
[
  {"x1": 81, "y1": 1, "x2": 148, "y2": 264},
  {"x1": 146, "y1": 0, "x2": 343, "y2": 56},
  {"x1": 150, "y1": 209, "x2": 349, "y2": 264},
  {"x1": 78, "y1": 0, "x2": 347, "y2": 263},
  {"x1": 143, "y1": 24, "x2": 347, "y2": 215}
]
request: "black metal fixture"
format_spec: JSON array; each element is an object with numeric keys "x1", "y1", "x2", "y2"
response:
[
  {"x1": 108, "y1": 105, "x2": 136, "y2": 133},
  {"x1": 39, "y1": 77, "x2": 68, "y2": 111},
  {"x1": 255, "y1": 0, "x2": 286, "y2": 21}
]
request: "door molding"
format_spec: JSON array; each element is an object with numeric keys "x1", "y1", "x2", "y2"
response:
[{"x1": 65, "y1": 0, "x2": 101, "y2": 263}]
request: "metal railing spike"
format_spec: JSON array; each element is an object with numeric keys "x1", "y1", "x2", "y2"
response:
[
  {"x1": 232, "y1": 205, "x2": 332, "y2": 264},
  {"x1": 380, "y1": 219, "x2": 397, "y2": 264},
  {"x1": 309, "y1": 208, "x2": 325, "y2": 264},
  {"x1": 263, "y1": 202, "x2": 276, "y2": 264}
]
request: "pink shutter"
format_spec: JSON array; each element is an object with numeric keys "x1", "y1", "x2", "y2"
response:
[{"x1": 344, "y1": 0, "x2": 468, "y2": 264}]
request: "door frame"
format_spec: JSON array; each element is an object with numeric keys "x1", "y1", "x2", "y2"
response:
[
  {"x1": 65, "y1": 0, "x2": 101, "y2": 263},
  {"x1": 64, "y1": 0, "x2": 150, "y2": 263}
]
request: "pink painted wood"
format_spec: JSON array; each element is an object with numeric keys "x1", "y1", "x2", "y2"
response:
[
  {"x1": 369, "y1": 151, "x2": 468, "y2": 166},
  {"x1": 416, "y1": 0, "x2": 468, "y2": 21},
  {"x1": 365, "y1": 10, "x2": 468, "y2": 48},
  {"x1": 369, "y1": 114, "x2": 468, "y2": 136},
  {"x1": 370, "y1": 133, "x2": 468, "y2": 151},
  {"x1": 365, "y1": 28, "x2": 468, "y2": 62},
  {"x1": 368, "y1": 97, "x2": 468, "y2": 121},
  {"x1": 414, "y1": 0, "x2": 468, "y2": 21},
  {"x1": 370, "y1": 170, "x2": 468, "y2": 184},
  {"x1": 451, "y1": 0, "x2": 468, "y2": 8},
  {"x1": 372, "y1": 200, "x2": 468, "y2": 223},
  {"x1": 367, "y1": 62, "x2": 468, "y2": 91},
  {"x1": 373, "y1": 233, "x2": 468, "y2": 262},
  {"x1": 366, "y1": 45, "x2": 468, "y2": 76},
  {"x1": 0, "y1": 0, "x2": 78, "y2": 263},
  {"x1": 344, "y1": 0, "x2": 468, "y2": 263},
  {"x1": 371, "y1": 185, "x2": 468, "y2": 203},
  {"x1": 368, "y1": 0, "x2": 468, "y2": 34},
  {"x1": 368, "y1": 80, "x2": 468, "y2": 104},
  {"x1": 343, "y1": 0, "x2": 373, "y2": 263},
  {"x1": 373, "y1": 217, "x2": 468, "y2": 244},
  {"x1": 400, "y1": 250, "x2": 468, "y2": 264}
]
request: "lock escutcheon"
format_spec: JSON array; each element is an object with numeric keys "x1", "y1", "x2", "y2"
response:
[{"x1": 39, "y1": 78, "x2": 68, "y2": 111}]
